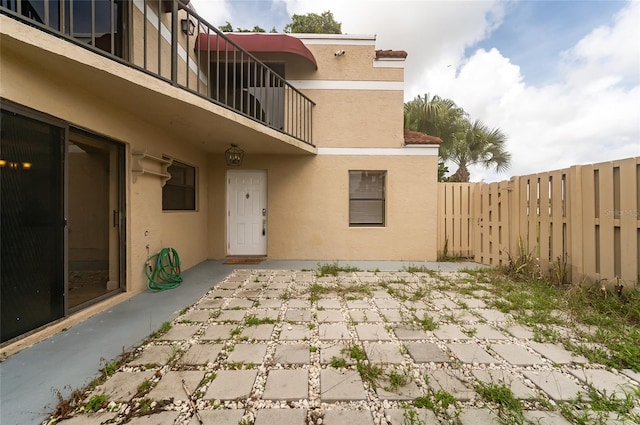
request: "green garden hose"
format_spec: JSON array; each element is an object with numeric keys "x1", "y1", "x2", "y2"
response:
[{"x1": 145, "y1": 247, "x2": 182, "y2": 292}]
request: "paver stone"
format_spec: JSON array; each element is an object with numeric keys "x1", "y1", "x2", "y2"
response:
[
  {"x1": 471, "y1": 369, "x2": 537, "y2": 399},
  {"x1": 179, "y1": 344, "x2": 223, "y2": 365},
  {"x1": 346, "y1": 300, "x2": 371, "y2": 309},
  {"x1": 240, "y1": 324, "x2": 275, "y2": 341},
  {"x1": 147, "y1": 371, "x2": 204, "y2": 401},
  {"x1": 286, "y1": 309, "x2": 313, "y2": 322},
  {"x1": 180, "y1": 309, "x2": 211, "y2": 322},
  {"x1": 380, "y1": 309, "x2": 404, "y2": 322},
  {"x1": 569, "y1": 368, "x2": 637, "y2": 397},
  {"x1": 201, "y1": 324, "x2": 236, "y2": 340},
  {"x1": 127, "y1": 411, "x2": 181, "y2": 424},
  {"x1": 376, "y1": 378, "x2": 422, "y2": 400},
  {"x1": 320, "y1": 369, "x2": 367, "y2": 401},
  {"x1": 280, "y1": 324, "x2": 311, "y2": 341},
  {"x1": 93, "y1": 371, "x2": 155, "y2": 402},
  {"x1": 406, "y1": 342, "x2": 450, "y2": 363},
  {"x1": 318, "y1": 299, "x2": 342, "y2": 309},
  {"x1": 52, "y1": 413, "x2": 116, "y2": 425},
  {"x1": 447, "y1": 343, "x2": 498, "y2": 365},
  {"x1": 255, "y1": 409, "x2": 307, "y2": 425},
  {"x1": 214, "y1": 310, "x2": 246, "y2": 322},
  {"x1": 523, "y1": 370, "x2": 588, "y2": 401},
  {"x1": 458, "y1": 408, "x2": 500, "y2": 424},
  {"x1": 426, "y1": 369, "x2": 475, "y2": 400},
  {"x1": 226, "y1": 343, "x2": 268, "y2": 364},
  {"x1": 128, "y1": 345, "x2": 174, "y2": 366},
  {"x1": 529, "y1": 342, "x2": 588, "y2": 364},
  {"x1": 158, "y1": 325, "x2": 199, "y2": 341},
  {"x1": 189, "y1": 409, "x2": 244, "y2": 425},
  {"x1": 274, "y1": 344, "x2": 310, "y2": 364},
  {"x1": 384, "y1": 409, "x2": 438, "y2": 425},
  {"x1": 317, "y1": 310, "x2": 345, "y2": 323},
  {"x1": 320, "y1": 343, "x2": 353, "y2": 365},
  {"x1": 491, "y1": 344, "x2": 545, "y2": 365},
  {"x1": 522, "y1": 411, "x2": 572, "y2": 424},
  {"x1": 263, "y1": 369, "x2": 308, "y2": 400},
  {"x1": 205, "y1": 370, "x2": 258, "y2": 400},
  {"x1": 364, "y1": 343, "x2": 405, "y2": 364},
  {"x1": 475, "y1": 309, "x2": 510, "y2": 322},
  {"x1": 374, "y1": 298, "x2": 402, "y2": 309},
  {"x1": 354, "y1": 324, "x2": 392, "y2": 341},
  {"x1": 469, "y1": 324, "x2": 510, "y2": 340},
  {"x1": 350, "y1": 310, "x2": 382, "y2": 322},
  {"x1": 434, "y1": 324, "x2": 469, "y2": 340},
  {"x1": 323, "y1": 410, "x2": 374, "y2": 425},
  {"x1": 393, "y1": 326, "x2": 432, "y2": 340},
  {"x1": 319, "y1": 323, "x2": 350, "y2": 340}
]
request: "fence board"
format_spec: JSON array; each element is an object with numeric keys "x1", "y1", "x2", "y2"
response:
[{"x1": 437, "y1": 156, "x2": 639, "y2": 286}]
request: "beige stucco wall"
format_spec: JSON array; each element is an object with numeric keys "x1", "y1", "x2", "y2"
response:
[
  {"x1": 205, "y1": 35, "x2": 438, "y2": 261},
  {"x1": 208, "y1": 153, "x2": 439, "y2": 261},
  {"x1": 306, "y1": 89, "x2": 405, "y2": 148}
]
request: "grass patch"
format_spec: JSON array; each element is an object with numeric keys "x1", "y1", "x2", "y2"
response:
[
  {"x1": 402, "y1": 265, "x2": 435, "y2": 275},
  {"x1": 475, "y1": 262, "x2": 640, "y2": 371},
  {"x1": 153, "y1": 321, "x2": 172, "y2": 338},
  {"x1": 416, "y1": 313, "x2": 438, "y2": 331},
  {"x1": 385, "y1": 367, "x2": 410, "y2": 391},
  {"x1": 84, "y1": 394, "x2": 108, "y2": 412},
  {"x1": 414, "y1": 389, "x2": 457, "y2": 412},
  {"x1": 316, "y1": 262, "x2": 361, "y2": 277},
  {"x1": 330, "y1": 356, "x2": 347, "y2": 368},
  {"x1": 559, "y1": 387, "x2": 640, "y2": 424},
  {"x1": 356, "y1": 361, "x2": 383, "y2": 389},
  {"x1": 475, "y1": 382, "x2": 523, "y2": 423},
  {"x1": 348, "y1": 345, "x2": 366, "y2": 362},
  {"x1": 244, "y1": 314, "x2": 276, "y2": 326}
]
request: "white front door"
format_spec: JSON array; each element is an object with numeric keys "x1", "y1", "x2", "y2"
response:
[{"x1": 227, "y1": 170, "x2": 267, "y2": 256}]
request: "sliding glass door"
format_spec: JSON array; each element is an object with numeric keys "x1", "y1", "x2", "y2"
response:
[{"x1": 1, "y1": 108, "x2": 65, "y2": 343}]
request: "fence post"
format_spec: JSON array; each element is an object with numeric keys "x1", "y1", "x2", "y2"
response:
[{"x1": 568, "y1": 164, "x2": 587, "y2": 283}]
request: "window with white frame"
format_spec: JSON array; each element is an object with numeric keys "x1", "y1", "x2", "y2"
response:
[
  {"x1": 349, "y1": 170, "x2": 386, "y2": 226},
  {"x1": 162, "y1": 159, "x2": 196, "y2": 211}
]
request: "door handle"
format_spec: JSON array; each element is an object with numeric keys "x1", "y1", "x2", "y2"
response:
[{"x1": 262, "y1": 219, "x2": 266, "y2": 236}]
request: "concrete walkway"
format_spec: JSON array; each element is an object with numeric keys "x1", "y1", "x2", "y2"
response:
[
  {"x1": 0, "y1": 260, "x2": 475, "y2": 425},
  {"x1": 3, "y1": 261, "x2": 639, "y2": 424}
]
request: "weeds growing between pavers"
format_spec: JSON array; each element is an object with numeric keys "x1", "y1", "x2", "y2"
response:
[{"x1": 43, "y1": 264, "x2": 640, "y2": 425}]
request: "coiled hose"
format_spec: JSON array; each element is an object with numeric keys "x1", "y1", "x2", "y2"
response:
[{"x1": 145, "y1": 247, "x2": 182, "y2": 292}]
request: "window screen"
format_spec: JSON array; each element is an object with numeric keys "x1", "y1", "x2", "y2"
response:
[
  {"x1": 162, "y1": 160, "x2": 196, "y2": 211},
  {"x1": 349, "y1": 171, "x2": 386, "y2": 226}
]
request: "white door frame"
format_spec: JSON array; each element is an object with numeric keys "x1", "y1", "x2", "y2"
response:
[{"x1": 227, "y1": 169, "x2": 268, "y2": 256}]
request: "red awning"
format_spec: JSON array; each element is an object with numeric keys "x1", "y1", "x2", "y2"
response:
[{"x1": 196, "y1": 33, "x2": 317, "y2": 69}]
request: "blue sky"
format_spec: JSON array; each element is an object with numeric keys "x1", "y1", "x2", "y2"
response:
[
  {"x1": 191, "y1": 0, "x2": 639, "y2": 181},
  {"x1": 473, "y1": 0, "x2": 630, "y2": 86}
]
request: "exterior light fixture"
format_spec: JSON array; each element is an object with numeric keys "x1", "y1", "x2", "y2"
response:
[
  {"x1": 225, "y1": 144, "x2": 244, "y2": 167},
  {"x1": 0, "y1": 159, "x2": 6, "y2": 167},
  {"x1": 181, "y1": 18, "x2": 195, "y2": 36}
]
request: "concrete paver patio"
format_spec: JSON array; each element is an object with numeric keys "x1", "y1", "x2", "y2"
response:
[{"x1": 2, "y1": 261, "x2": 639, "y2": 425}]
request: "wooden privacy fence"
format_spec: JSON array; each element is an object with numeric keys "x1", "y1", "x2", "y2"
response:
[{"x1": 438, "y1": 157, "x2": 640, "y2": 286}]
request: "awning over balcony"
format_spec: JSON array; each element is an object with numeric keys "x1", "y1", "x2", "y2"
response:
[{"x1": 196, "y1": 33, "x2": 318, "y2": 69}]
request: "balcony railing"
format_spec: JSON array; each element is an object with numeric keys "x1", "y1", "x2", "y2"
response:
[{"x1": 0, "y1": 0, "x2": 315, "y2": 146}]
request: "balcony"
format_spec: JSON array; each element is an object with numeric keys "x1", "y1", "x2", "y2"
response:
[{"x1": 0, "y1": 0, "x2": 315, "y2": 149}]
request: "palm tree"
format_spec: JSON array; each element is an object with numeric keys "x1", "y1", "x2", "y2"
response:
[
  {"x1": 404, "y1": 94, "x2": 511, "y2": 182},
  {"x1": 444, "y1": 119, "x2": 511, "y2": 182},
  {"x1": 404, "y1": 93, "x2": 465, "y2": 139}
]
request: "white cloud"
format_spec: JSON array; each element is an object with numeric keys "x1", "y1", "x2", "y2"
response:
[
  {"x1": 417, "y1": 2, "x2": 640, "y2": 182},
  {"x1": 190, "y1": 0, "x2": 233, "y2": 26},
  {"x1": 561, "y1": 1, "x2": 640, "y2": 87}
]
